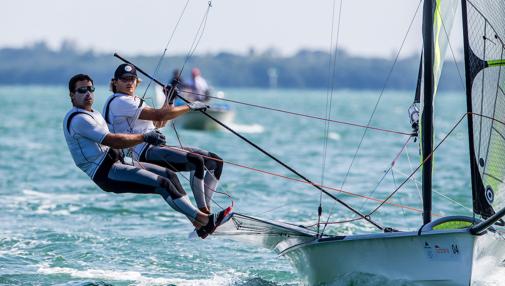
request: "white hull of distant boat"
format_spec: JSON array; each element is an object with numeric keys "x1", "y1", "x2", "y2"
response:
[
  {"x1": 279, "y1": 230, "x2": 504, "y2": 285},
  {"x1": 154, "y1": 85, "x2": 235, "y2": 130},
  {"x1": 174, "y1": 107, "x2": 235, "y2": 130}
]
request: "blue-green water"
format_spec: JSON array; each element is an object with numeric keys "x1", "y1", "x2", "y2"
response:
[{"x1": 0, "y1": 86, "x2": 487, "y2": 285}]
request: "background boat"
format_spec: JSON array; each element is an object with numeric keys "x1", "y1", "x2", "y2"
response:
[{"x1": 154, "y1": 85, "x2": 235, "y2": 130}]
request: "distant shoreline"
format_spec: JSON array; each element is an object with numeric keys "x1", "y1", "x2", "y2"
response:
[{"x1": 0, "y1": 43, "x2": 464, "y2": 91}]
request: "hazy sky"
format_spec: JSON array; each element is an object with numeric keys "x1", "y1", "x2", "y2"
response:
[{"x1": 2, "y1": 0, "x2": 463, "y2": 58}]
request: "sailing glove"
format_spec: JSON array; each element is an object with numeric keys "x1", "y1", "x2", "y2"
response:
[
  {"x1": 143, "y1": 130, "x2": 166, "y2": 146},
  {"x1": 163, "y1": 85, "x2": 179, "y2": 105},
  {"x1": 187, "y1": 101, "x2": 209, "y2": 111}
]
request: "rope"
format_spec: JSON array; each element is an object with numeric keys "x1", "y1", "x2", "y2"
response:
[
  {"x1": 367, "y1": 112, "x2": 470, "y2": 216},
  {"x1": 129, "y1": 146, "x2": 234, "y2": 212},
  {"x1": 141, "y1": 0, "x2": 192, "y2": 101},
  {"x1": 163, "y1": 146, "x2": 425, "y2": 214},
  {"x1": 391, "y1": 167, "x2": 473, "y2": 212},
  {"x1": 176, "y1": 1, "x2": 213, "y2": 80},
  {"x1": 318, "y1": 0, "x2": 344, "y2": 236},
  {"x1": 177, "y1": 90, "x2": 413, "y2": 136},
  {"x1": 320, "y1": 135, "x2": 413, "y2": 234},
  {"x1": 338, "y1": 0, "x2": 424, "y2": 192},
  {"x1": 436, "y1": 2, "x2": 466, "y2": 92}
]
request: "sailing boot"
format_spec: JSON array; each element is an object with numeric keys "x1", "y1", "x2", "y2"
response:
[{"x1": 197, "y1": 206, "x2": 233, "y2": 239}]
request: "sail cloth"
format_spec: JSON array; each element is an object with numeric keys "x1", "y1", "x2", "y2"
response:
[
  {"x1": 417, "y1": 0, "x2": 459, "y2": 155},
  {"x1": 463, "y1": 0, "x2": 505, "y2": 218}
]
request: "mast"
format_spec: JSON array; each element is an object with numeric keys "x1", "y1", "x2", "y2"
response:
[
  {"x1": 460, "y1": 0, "x2": 480, "y2": 215},
  {"x1": 421, "y1": 0, "x2": 435, "y2": 224}
]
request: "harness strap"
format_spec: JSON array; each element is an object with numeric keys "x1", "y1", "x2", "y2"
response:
[
  {"x1": 66, "y1": 112, "x2": 94, "y2": 133},
  {"x1": 104, "y1": 95, "x2": 144, "y2": 124},
  {"x1": 104, "y1": 96, "x2": 118, "y2": 124}
]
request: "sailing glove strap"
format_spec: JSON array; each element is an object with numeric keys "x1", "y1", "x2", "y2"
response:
[{"x1": 187, "y1": 101, "x2": 209, "y2": 111}]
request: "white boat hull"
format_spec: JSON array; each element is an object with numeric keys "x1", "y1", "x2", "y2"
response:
[
  {"x1": 174, "y1": 108, "x2": 235, "y2": 130},
  {"x1": 279, "y1": 230, "x2": 505, "y2": 285}
]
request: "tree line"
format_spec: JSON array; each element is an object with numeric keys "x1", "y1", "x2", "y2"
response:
[{"x1": 0, "y1": 42, "x2": 465, "y2": 91}]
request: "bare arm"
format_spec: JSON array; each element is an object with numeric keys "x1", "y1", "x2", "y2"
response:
[
  {"x1": 139, "y1": 105, "x2": 190, "y2": 121},
  {"x1": 101, "y1": 133, "x2": 144, "y2": 149}
]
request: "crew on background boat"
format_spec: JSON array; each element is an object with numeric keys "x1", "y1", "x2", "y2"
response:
[
  {"x1": 63, "y1": 74, "x2": 232, "y2": 238},
  {"x1": 104, "y1": 64, "x2": 226, "y2": 231},
  {"x1": 189, "y1": 67, "x2": 210, "y2": 102},
  {"x1": 170, "y1": 69, "x2": 188, "y2": 90}
]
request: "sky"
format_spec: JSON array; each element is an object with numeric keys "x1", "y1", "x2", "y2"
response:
[{"x1": 2, "y1": 0, "x2": 463, "y2": 58}]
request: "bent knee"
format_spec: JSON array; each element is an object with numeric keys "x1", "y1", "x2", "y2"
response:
[
  {"x1": 206, "y1": 152, "x2": 223, "y2": 178},
  {"x1": 187, "y1": 152, "x2": 205, "y2": 178},
  {"x1": 158, "y1": 176, "x2": 186, "y2": 199}
]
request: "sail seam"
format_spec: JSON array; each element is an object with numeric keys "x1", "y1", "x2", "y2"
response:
[
  {"x1": 491, "y1": 126, "x2": 505, "y2": 142},
  {"x1": 484, "y1": 172, "x2": 504, "y2": 184}
]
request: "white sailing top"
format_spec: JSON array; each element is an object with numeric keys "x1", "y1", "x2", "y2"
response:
[
  {"x1": 63, "y1": 107, "x2": 110, "y2": 178},
  {"x1": 103, "y1": 93, "x2": 155, "y2": 158},
  {"x1": 193, "y1": 75, "x2": 209, "y2": 94}
]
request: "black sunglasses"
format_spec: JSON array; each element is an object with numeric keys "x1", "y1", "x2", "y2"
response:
[{"x1": 74, "y1": 86, "x2": 96, "y2": 94}]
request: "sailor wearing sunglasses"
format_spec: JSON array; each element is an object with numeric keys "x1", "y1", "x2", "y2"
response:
[{"x1": 63, "y1": 74, "x2": 233, "y2": 237}]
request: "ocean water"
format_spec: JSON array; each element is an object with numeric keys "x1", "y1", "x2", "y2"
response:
[{"x1": 0, "y1": 86, "x2": 498, "y2": 285}]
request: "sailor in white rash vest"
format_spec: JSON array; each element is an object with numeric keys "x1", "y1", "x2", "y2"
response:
[
  {"x1": 63, "y1": 74, "x2": 232, "y2": 238},
  {"x1": 104, "y1": 64, "x2": 224, "y2": 219}
]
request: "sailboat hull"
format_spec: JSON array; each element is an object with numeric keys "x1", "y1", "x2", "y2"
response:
[
  {"x1": 174, "y1": 108, "x2": 235, "y2": 130},
  {"x1": 280, "y1": 230, "x2": 505, "y2": 285}
]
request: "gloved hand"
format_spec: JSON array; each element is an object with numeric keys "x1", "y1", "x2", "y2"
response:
[
  {"x1": 187, "y1": 101, "x2": 209, "y2": 111},
  {"x1": 163, "y1": 86, "x2": 179, "y2": 105},
  {"x1": 143, "y1": 130, "x2": 166, "y2": 146}
]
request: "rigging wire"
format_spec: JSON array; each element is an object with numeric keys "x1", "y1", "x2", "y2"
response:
[
  {"x1": 391, "y1": 167, "x2": 473, "y2": 212},
  {"x1": 115, "y1": 53, "x2": 387, "y2": 231},
  {"x1": 175, "y1": 1, "x2": 213, "y2": 85},
  {"x1": 366, "y1": 112, "x2": 472, "y2": 216},
  {"x1": 318, "y1": 0, "x2": 344, "y2": 237},
  {"x1": 315, "y1": 112, "x2": 489, "y2": 228},
  {"x1": 357, "y1": 136, "x2": 412, "y2": 211},
  {"x1": 390, "y1": 168, "x2": 407, "y2": 218},
  {"x1": 140, "y1": 0, "x2": 192, "y2": 100},
  {"x1": 404, "y1": 143, "x2": 423, "y2": 202},
  {"x1": 320, "y1": 135, "x2": 413, "y2": 234},
  {"x1": 164, "y1": 146, "x2": 426, "y2": 214},
  {"x1": 125, "y1": 1, "x2": 228, "y2": 211},
  {"x1": 338, "y1": 0, "x2": 424, "y2": 191},
  {"x1": 436, "y1": 2, "x2": 466, "y2": 92},
  {"x1": 168, "y1": 91, "x2": 413, "y2": 136},
  {"x1": 319, "y1": 0, "x2": 423, "y2": 236},
  {"x1": 170, "y1": 1, "x2": 213, "y2": 149}
]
